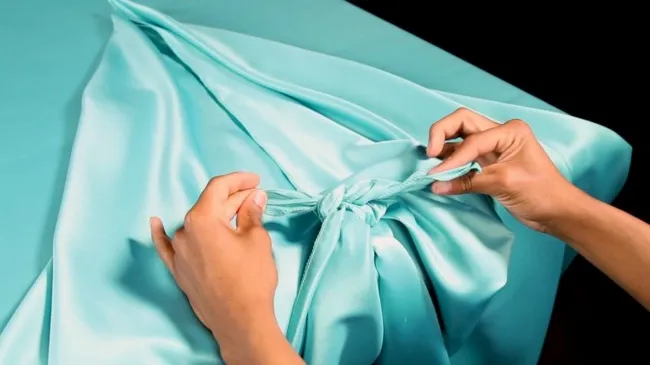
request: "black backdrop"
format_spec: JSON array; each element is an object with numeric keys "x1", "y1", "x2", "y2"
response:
[{"x1": 348, "y1": 2, "x2": 649, "y2": 363}]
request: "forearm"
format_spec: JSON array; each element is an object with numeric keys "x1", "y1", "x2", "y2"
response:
[{"x1": 549, "y1": 189, "x2": 650, "y2": 310}]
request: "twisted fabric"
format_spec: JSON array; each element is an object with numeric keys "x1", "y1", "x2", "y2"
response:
[
  {"x1": 266, "y1": 160, "x2": 480, "y2": 225},
  {"x1": 264, "y1": 159, "x2": 481, "y2": 352}
]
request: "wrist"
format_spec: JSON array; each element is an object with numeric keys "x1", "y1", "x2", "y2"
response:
[
  {"x1": 544, "y1": 185, "x2": 598, "y2": 241},
  {"x1": 218, "y1": 315, "x2": 302, "y2": 365}
]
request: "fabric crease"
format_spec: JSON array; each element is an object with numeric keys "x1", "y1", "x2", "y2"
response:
[{"x1": 0, "y1": 1, "x2": 632, "y2": 364}]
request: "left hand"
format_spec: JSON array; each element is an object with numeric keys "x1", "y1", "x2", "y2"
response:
[{"x1": 149, "y1": 172, "x2": 291, "y2": 364}]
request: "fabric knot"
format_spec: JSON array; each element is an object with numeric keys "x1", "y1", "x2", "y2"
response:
[
  {"x1": 316, "y1": 185, "x2": 346, "y2": 221},
  {"x1": 262, "y1": 159, "x2": 484, "y2": 354},
  {"x1": 263, "y1": 159, "x2": 482, "y2": 227},
  {"x1": 314, "y1": 183, "x2": 390, "y2": 226}
]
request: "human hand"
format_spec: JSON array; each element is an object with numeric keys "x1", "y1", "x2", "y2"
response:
[
  {"x1": 149, "y1": 172, "x2": 299, "y2": 364},
  {"x1": 427, "y1": 108, "x2": 582, "y2": 232}
]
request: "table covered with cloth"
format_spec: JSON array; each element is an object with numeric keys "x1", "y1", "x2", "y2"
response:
[{"x1": 0, "y1": 0, "x2": 631, "y2": 364}]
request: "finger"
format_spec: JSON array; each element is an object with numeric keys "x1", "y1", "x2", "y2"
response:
[
  {"x1": 430, "y1": 126, "x2": 512, "y2": 173},
  {"x1": 436, "y1": 142, "x2": 459, "y2": 160},
  {"x1": 427, "y1": 107, "x2": 499, "y2": 157},
  {"x1": 150, "y1": 217, "x2": 176, "y2": 276},
  {"x1": 236, "y1": 190, "x2": 268, "y2": 233},
  {"x1": 224, "y1": 189, "x2": 256, "y2": 222},
  {"x1": 193, "y1": 172, "x2": 260, "y2": 214},
  {"x1": 431, "y1": 170, "x2": 497, "y2": 196}
]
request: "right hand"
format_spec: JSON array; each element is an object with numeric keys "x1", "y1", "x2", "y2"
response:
[{"x1": 427, "y1": 107, "x2": 582, "y2": 233}]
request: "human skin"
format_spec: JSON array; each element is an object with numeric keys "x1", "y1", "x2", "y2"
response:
[
  {"x1": 150, "y1": 108, "x2": 649, "y2": 364},
  {"x1": 426, "y1": 108, "x2": 650, "y2": 311},
  {"x1": 149, "y1": 173, "x2": 304, "y2": 365}
]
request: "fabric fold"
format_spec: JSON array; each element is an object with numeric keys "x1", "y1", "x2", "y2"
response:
[
  {"x1": 0, "y1": 1, "x2": 632, "y2": 364},
  {"x1": 263, "y1": 154, "x2": 483, "y2": 356}
]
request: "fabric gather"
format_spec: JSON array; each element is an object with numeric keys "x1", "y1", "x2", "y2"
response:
[
  {"x1": 264, "y1": 159, "x2": 481, "y2": 225},
  {"x1": 261, "y1": 158, "x2": 482, "y2": 352}
]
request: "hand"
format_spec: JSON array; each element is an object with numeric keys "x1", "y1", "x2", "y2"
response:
[
  {"x1": 427, "y1": 107, "x2": 582, "y2": 232},
  {"x1": 149, "y1": 172, "x2": 299, "y2": 364}
]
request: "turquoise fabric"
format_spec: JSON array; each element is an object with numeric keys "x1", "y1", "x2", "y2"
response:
[
  {"x1": 0, "y1": 0, "x2": 631, "y2": 364},
  {"x1": 0, "y1": 0, "x2": 572, "y2": 331},
  {"x1": 264, "y1": 157, "x2": 483, "y2": 358}
]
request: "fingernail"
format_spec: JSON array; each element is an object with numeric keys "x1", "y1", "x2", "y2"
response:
[
  {"x1": 432, "y1": 181, "x2": 452, "y2": 194},
  {"x1": 253, "y1": 190, "x2": 267, "y2": 209}
]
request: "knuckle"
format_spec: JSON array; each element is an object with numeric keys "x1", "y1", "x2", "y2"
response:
[
  {"x1": 184, "y1": 210, "x2": 199, "y2": 228},
  {"x1": 429, "y1": 121, "x2": 439, "y2": 134},
  {"x1": 429, "y1": 119, "x2": 446, "y2": 136},
  {"x1": 453, "y1": 107, "x2": 471, "y2": 116},
  {"x1": 202, "y1": 177, "x2": 223, "y2": 196},
  {"x1": 206, "y1": 175, "x2": 225, "y2": 188},
  {"x1": 505, "y1": 118, "x2": 531, "y2": 132},
  {"x1": 207, "y1": 175, "x2": 221, "y2": 185},
  {"x1": 454, "y1": 107, "x2": 477, "y2": 125}
]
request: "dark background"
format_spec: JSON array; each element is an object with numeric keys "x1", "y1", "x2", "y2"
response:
[{"x1": 348, "y1": 2, "x2": 648, "y2": 363}]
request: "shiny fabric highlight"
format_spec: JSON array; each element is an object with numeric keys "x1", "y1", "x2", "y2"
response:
[
  {"x1": 263, "y1": 153, "x2": 484, "y2": 355},
  {"x1": 0, "y1": 0, "x2": 632, "y2": 364}
]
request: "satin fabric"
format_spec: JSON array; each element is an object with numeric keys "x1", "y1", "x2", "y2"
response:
[
  {"x1": 263, "y1": 155, "x2": 484, "y2": 358},
  {"x1": 0, "y1": 0, "x2": 632, "y2": 364},
  {"x1": 1, "y1": 0, "x2": 571, "y2": 334}
]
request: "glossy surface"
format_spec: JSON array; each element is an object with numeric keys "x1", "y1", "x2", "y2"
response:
[
  {"x1": 0, "y1": 0, "x2": 567, "y2": 329},
  {"x1": 0, "y1": 0, "x2": 568, "y2": 332},
  {"x1": 0, "y1": 0, "x2": 631, "y2": 364}
]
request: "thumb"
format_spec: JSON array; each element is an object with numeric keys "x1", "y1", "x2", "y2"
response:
[
  {"x1": 236, "y1": 190, "x2": 267, "y2": 232},
  {"x1": 432, "y1": 171, "x2": 493, "y2": 196},
  {"x1": 149, "y1": 217, "x2": 176, "y2": 277}
]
